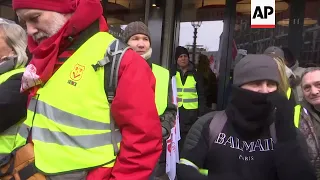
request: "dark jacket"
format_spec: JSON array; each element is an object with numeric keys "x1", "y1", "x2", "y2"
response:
[
  {"x1": 300, "y1": 100, "x2": 320, "y2": 179},
  {"x1": 177, "y1": 107, "x2": 316, "y2": 180},
  {"x1": 196, "y1": 70, "x2": 217, "y2": 108},
  {"x1": 171, "y1": 63, "x2": 208, "y2": 150},
  {"x1": 0, "y1": 72, "x2": 28, "y2": 133}
]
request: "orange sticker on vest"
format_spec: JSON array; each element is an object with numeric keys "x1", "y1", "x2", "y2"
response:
[{"x1": 70, "y1": 64, "x2": 85, "y2": 81}]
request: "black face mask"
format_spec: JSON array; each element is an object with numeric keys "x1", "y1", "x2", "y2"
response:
[
  {"x1": 227, "y1": 85, "x2": 276, "y2": 133},
  {"x1": 0, "y1": 56, "x2": 17, "y2": 75}
]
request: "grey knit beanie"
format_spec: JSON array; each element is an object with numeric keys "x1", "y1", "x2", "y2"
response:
[
  {"x1": 233, "y1": 54, "x2": 280, "y2": 86},
  {"x1": 123, "y1": 21, "x2": 151, "y2": 43},
  {"x1": 264, "y1": 46, "x2": 284, "y2": 59}
]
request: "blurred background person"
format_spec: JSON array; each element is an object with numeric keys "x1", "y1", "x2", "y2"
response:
[
  {"x1": 0, "y1": 18, "x2": 28, "y2": 160},
  {"x1": 264, "y1": 46, "x2": 302, "y2": 102},
  {"x1": 196, "y1": 54, "x2": 217, "y2": 110},
  {"x1": 172, "y1": 46, "x2": 207, "y2": 151}
]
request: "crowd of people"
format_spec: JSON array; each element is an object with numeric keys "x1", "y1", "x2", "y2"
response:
[{"x1": 0, "y1": 0, "x2": 319, "y2": 180}]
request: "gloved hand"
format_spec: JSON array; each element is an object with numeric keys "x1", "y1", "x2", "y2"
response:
[
  {"x1": 160, "y1": 115, "x2": 175, "y2": 139},
  {"x1": 267, "y1": 92, "x2": 296, "y2": 142}
]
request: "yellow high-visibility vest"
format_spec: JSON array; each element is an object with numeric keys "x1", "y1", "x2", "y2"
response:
[
  {"x1": 14, "y1": 32, "x2": 122, "y2": 174},
  {"x1": 286, "y1": 88, "x2": 301, "y2": 128},
  {"x1": 152, "y1": 63, "x2": 169, "y2": 115},
  {"x1": 176, "y1": 71, "x2": 198, "y2": 109},
  {"x1": 0, "y1": 68, "x2": 25, "y2": 159}
]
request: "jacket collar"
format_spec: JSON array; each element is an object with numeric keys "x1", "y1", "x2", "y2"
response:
[{"x1": 302, "y1": 100, "x2": 320, "y2": 123}]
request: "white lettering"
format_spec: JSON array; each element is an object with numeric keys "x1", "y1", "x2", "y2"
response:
[
  {"x1": 223, "y1": 136, "x2": 235, "y2": 148},
  {"x1": 215, "y1": 133, "x2": 226, "y2": 144},
  {"x1": 213, "y1": 134, "x2": 275, "y2": 153},
  {"x1": 254, "y1": 139, "x2": 265, "y2": 151},
  {"x1": 243, "y1": 141, "x2": 255, "y2": 152}
]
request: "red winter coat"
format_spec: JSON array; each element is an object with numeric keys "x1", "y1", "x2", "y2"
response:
[
  {"x1": 86, "y1": 49, "x2": 163, "y2": 180},
  {"x1": 25, "y1": 30, "x2": 162, "y2": 179}
]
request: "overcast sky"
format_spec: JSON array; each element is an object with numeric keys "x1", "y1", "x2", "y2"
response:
[{"x1": 179, "y1": 21, "x2": 224, "y2": 51}]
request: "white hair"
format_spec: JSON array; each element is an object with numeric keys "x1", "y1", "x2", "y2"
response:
[{"x1": 0, "y1": 18, "x2": 28, "y2": 68}]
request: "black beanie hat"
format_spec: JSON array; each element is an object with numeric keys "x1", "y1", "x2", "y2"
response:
[{"x1": 175, "y1": 46, "x2": 189, "y2": 61}]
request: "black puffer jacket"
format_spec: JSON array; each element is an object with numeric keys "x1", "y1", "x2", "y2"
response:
[
  {"x1": 177, "y1": 87, "x2": 316, "y2": 180},
  {"x1": 0, "y1": 72, "x2": 28, "y2": 133}
]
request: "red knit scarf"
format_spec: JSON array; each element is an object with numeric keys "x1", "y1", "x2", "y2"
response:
[{"x1": 21, "y1": 0, "x2": 108, "y2": 98}]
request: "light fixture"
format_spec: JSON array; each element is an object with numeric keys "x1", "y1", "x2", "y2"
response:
[
  {"x1": 277, "y1": 1, "x2": 319, "y2": 27},
  {"x1": 191, "y1": 21, "x2": 202, "y2": 29},
  {"x1": 236, "y1": 0, "x2": 289, "y2": 15},
  {"x1": 151, "y1": 0, "x2": 159, "y2": 7},
  {"x1": 104, "y1": 0, "x2": 130, "y2": 25},
  {"x1": 107, "y1": 0, "x2": 130, "y2": 9},
  {"x1": 194, "y1": 0, "x2": 226, "y2": 8},
  {"x1": 194, "y1": 0, "x2": 247, "y2": 21},
  {"x1": 277, "y1": 18, "x2": 317, "y2": 27}
]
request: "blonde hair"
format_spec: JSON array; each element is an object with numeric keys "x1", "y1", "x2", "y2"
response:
[
  {"x1": 269, "y1": 55, "x2": 290, "y2": 96},
  {"x1": 0, "y1": 18, "x2": 28, "y2": 68}
]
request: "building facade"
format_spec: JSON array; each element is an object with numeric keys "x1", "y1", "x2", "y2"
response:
[{"x1": 1, "y1": 0, "x2": 319, "y2": 109}]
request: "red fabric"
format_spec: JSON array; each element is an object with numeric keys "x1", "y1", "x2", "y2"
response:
[
  {"x1": 18, "y1": 0, "x2": 106, "y2": 95},
  {"x1": 16, "y1": 1, "x2": 162, "y2": 178},
  {"x1": 13, "y1": 0, "x2": 78, "y2": 13},
  {"x1": 86, "y1": 49, "x2": 162, "y2": 180}
]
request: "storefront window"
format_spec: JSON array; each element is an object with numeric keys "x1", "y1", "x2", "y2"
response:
[
  {"x1": 300, "y1": 1, "x2": 320, "y2": 67},
  {"x1": 104, "y1": 0, "x2": 146, "y2": 40},
  {"x1": 234, "y1": 0, "x2": 320, "y2": 66},
  {"x1": 234, "y1": 0, "x2": 290, "y2": 54},
  {"x1": 178, "y1": 0, "x2": 226, "y2": 75}
]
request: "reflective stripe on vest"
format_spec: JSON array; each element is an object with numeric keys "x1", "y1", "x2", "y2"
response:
[
  {"x1": 0, "y1": 68, "x2": 25, "y2": 159},
  {"x1": 286, "y1": 88, "x2": 301, "y2": 128},
  {"x1": 14, "y1": 32, "x2": 121, "y2": 174},
  {"x1": 175, "y1": 71, "x2": 198, "y2": 109},
  {"x1": 152, "y1": 63, "x2": 169, "y2": 115}
]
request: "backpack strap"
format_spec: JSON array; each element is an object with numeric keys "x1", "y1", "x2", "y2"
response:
[
  {"x1": 269, "y1": 122, "x2": 277, "y2": 143},
  {"x1": 92, "y1": 39, "x2": 131, "y2": 103},
  {"x1": 208, "y1": 110, "x2": 227, "y2": 150},
  {"x1": 91, "y1": 39, "x2": 131, "y2": 155}
]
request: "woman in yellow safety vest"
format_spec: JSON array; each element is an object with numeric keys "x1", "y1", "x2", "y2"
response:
[
  {"x1": 269, "y1": 54, "x2": 301, "y2": 127},
  {"x1": 0, "y1": 18, "x2": 28, "y2": 161}
]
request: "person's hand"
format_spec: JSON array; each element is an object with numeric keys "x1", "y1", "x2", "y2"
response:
[
  {"x1": 160, "y1": 115, "x2": 175, "y2": 139},
  {"x1": 267, "y1": 92, "x2": 296, "y2": 142}
]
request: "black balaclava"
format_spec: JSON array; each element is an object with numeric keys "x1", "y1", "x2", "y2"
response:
[{"x1": 227, "y1": 54, "x2": 280, "y2": 137}]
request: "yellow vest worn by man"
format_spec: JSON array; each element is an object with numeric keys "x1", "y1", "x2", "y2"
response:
[
  {"x1": 152, "y1": 63, "x2": 169, "y2": 115},
  {"x1": 286, "y1": 88, "x2": 301, "y2": 128},
  {"x1": 176, "y1": 71, "x2": 198, "y2": 110},
  {"x1": 0, "y1": 68, "x2": 25, "y2": 160},
  {"x1": 13, "y1": 32, "x2": 122, "y2": 175}
]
